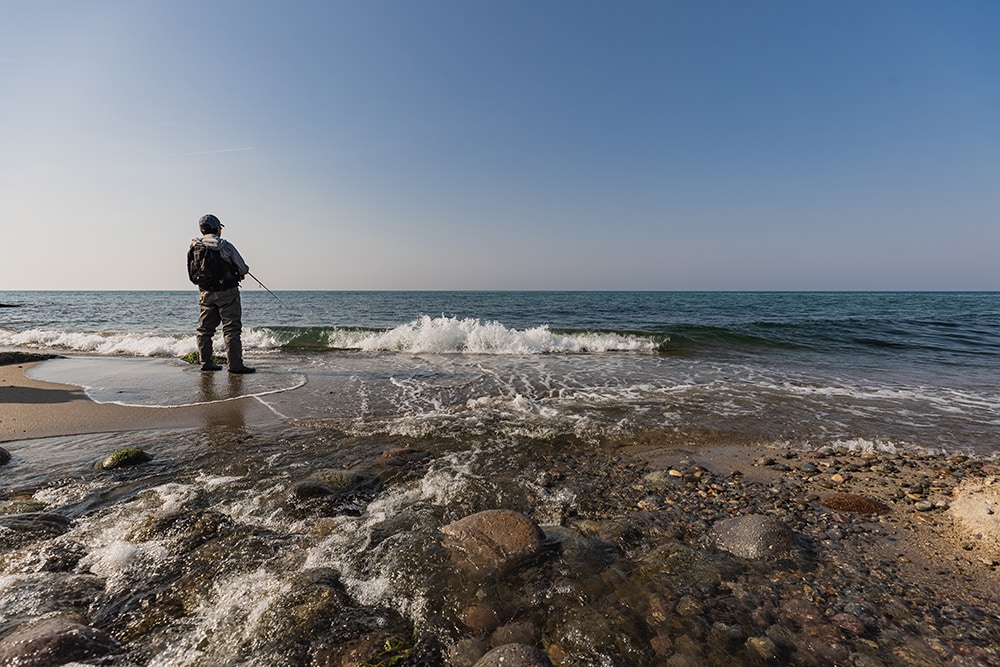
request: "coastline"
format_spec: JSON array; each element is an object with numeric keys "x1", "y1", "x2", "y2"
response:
[{"x1": 0, "y1": 360, "x2": 279, "y2": 442}]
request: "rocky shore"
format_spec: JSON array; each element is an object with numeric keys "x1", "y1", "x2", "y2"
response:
[{"x1": 2, "y1": 428, "x2": 1000, "y2": 666}]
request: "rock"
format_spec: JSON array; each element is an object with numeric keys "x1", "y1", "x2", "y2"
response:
[
  {"x1": 819, "y1": 493, "x2": 891, "y2": 515},
  {"x1": 449, "y1": 638, "x2": 488, "y2": 667},
  {"x1": 96, "y1": 447, "x2": 153, "y2": 470},
  {"x1": 490, "y1": 621, "x2": 539, "y2": 648},
  {"x1": 440, "y1": 510, "x2": 546, "y2": 576},
  {"x1": 459, "y1": 603, "x2": 500, "y2": 634},
  {"x1": 0, "y1": 616, "x2": 121, "y2": 666},
  {"x1": 745, "y1": 635, "x2": 779, "y2": 662},
  {"x1": 0, "y1": 446, "x2": 10, "y2": 466},
  {"x1": 675, "y1": 595, "x2": 703, "y2": 616},
  {"x1": 473, "y1": 643, "x2": 553, "y2": 667},
  {"x1": 291, "y1": 481, "x2": 337, "y2": 499},
  {"x1": 712, "y1": 514, "x2": 791, "y2": 560},
  {"x1": 0, "y1": 512, "x2": 72, "y2": 550},
  {"x1": 307, "y1": 468, "x2": 381, "y2": 500}
]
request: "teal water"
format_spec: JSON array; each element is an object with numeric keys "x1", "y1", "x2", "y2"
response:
[{"x1": 2, "y1": 291, "x2": 999, "y2": 453}]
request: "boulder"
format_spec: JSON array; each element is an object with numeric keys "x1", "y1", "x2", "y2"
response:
[
  {"x1": 440, "y1": 510, "x2": 546, "y2": 576},
  {"x1": 473, "y1": 644, "x2": 553, "y2": 667},
  {"x1": 0, "y1": 446, "x2": 10, "y2": 466},
  {"x1": 712, "y1": 514, "x2": 791, "y2": 560},
  {"x1": 0, "y1": 616, "x2": 121, "y2": 667}
]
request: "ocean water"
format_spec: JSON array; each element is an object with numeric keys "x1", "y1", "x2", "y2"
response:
[
  {"x1": 2, "y1": 291, "x2": 1000, "y2": 665},
  {"x1": 2, "y1": 290, "x2": 998, "y2": 453}
]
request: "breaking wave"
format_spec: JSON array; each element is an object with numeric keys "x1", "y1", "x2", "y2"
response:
[{"x1": 0, "y1": 316, "x2": 664, "y2": 358}]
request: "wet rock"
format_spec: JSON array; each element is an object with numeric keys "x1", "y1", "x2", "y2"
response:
[
  {"x1": 490, "y1": 621, "x2": 540, "y2": 648},
  {"x1": 0, "y1": 446, "x2": 10, "y2": 466},
  {"x1": 459, "y1": 603, "x2": 501, "y2": 634},
  {"x1": 294, "y1": 468, "x2": 382, "y2": 507},
  {"x1": 0, "y1": 616, "x2": 121, "y2": 666},
  {"x1": 712, "y1": 514, "x2": 791, "y2": 560},
  {"x1": 707, "y1": 621, "x2": 745, "y2": 655},
  {"x1": 96, "y1": 447, "x2": 153, "y2": 470},
  {"x1": 675, "y1": 595, "x2": 703, "y2": 616},
  {"x1": 440, "y1": 510, "x2": 546, "y2": 576},
  {"x1": 449, "y1": 638, "x2": 488, "y2": 667},
  {"x1": 545, "y1": 604, "x2": 653, "y2": 666},
  {"x1": 818, "y1": 493, "x2": 891, "y2": 515},
  {"x1": 830, "y1": 612, "x2": 866, "y2": 636},
  {"x1": 473, "y1": 643, "x2": 553, "y2": 667},
  {"x1": 0, "y1": 512, "x2": 72, "y2": 550},
  {"x1": 291, "y1": 480, "x2": 337, "y2": 499},
  {"x1": 381, "y1": 447, "x2": 431, "y2": 463}
]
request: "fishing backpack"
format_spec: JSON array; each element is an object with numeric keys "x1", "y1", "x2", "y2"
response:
[{"x1": 187, "y1": 243, "x2": 239, "y2": 292}]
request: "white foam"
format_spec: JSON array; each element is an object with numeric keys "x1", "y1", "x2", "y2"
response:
[
  {"x1": 328, "y1": 316, "x2": 657, "y2": 354},
  {"x1": 0, "y1": 326, "x2": 283, "y2": 358}
]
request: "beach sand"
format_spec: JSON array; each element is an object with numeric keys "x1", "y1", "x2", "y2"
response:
[{"x1": 0, "y1": 361, "x2": 279, "y2": 442}]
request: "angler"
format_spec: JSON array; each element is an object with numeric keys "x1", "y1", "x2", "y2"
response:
[{"x1": 186, "y1": 214, "x2": 256, "y2": 373}]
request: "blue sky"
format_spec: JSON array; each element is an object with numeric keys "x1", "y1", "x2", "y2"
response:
[{"x1": 2, "y1": 0, "x2": 998, "y2": 290}]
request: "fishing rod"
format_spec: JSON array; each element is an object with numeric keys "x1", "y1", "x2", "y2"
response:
[{"x1": 247, "y1": 271, "x2": 291, "y2": 310}]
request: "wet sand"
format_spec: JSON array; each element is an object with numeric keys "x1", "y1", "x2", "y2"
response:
[{"x1": 0, "y1": 361, "x2": 279, "y2": 442}]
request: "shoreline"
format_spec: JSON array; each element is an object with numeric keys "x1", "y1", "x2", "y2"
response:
[{"x1": 0, "y1": 361, "x2": 279, "y2": 443}]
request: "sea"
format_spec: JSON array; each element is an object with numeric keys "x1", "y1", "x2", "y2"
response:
[
  {"x1": 2, "y1": 290, "x2": 998, "y2": 454},
  {"x1": 1, "y1": 290, "x2": 999, "y2": 665}
]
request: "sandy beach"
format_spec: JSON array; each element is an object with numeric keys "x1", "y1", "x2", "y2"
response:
[{"x1": 0, "y1": 359, "x2": 279, "y2": 443}]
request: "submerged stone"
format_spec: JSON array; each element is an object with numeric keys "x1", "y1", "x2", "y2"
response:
[
  {"x1": 0, "y1": 616, "x2": 121, "y2": 667},
  {"x1": 473, "y1": 643, "x2": 553, "y2": 667},
  {"x1": 0, "y1": 446, "x2": 10, "y2": 466},
  {"x1": 440, "y1": 510, "x2": 546, "y2": 576},
  {"x1": 0, "y1": 512, "x2": 72, "y2": 550}
]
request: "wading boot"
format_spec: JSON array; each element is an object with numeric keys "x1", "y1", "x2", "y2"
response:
[
  {"x1": 198, "y1": 338, "x2": 222, "y2": 371},
  {"x1": 227, "y1": 339, "x2": 255, "y2": 374}
]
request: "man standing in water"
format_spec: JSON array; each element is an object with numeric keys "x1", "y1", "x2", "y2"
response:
[{"x1": 187, "y1": 214, "x2": 256, "y2": 373}]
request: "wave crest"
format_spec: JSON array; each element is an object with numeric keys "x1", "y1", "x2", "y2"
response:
[{"x1": 327, "y1": 316, "x2": 658, "y2": 354}]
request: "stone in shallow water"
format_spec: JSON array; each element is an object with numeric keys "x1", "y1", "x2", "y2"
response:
[
  {"x1": 0, "y1": 446, "x2": 10, "y2": 466},
  {"x1": 0, "y1": 616, "x2": 121, "y2": 667},
  {"x1": 712, "y1": 514, "x2": 791, "y2": 560},
  {"x1": 96, "y1": 447, "x2": 153, "y2": 470},
  {"x1": 0, "y1": 512, "x2": 72, "y2": 550},
  {"x1": 440, "y1": 510, "x2": 545, "y2": 576},
  {"x1": 473, "y1": 643, "x2": 553, "y2": 667}
]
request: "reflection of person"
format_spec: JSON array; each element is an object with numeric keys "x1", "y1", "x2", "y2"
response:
[{"x1": 187, "y1": 214, "x2": 255, "y2": 374}]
